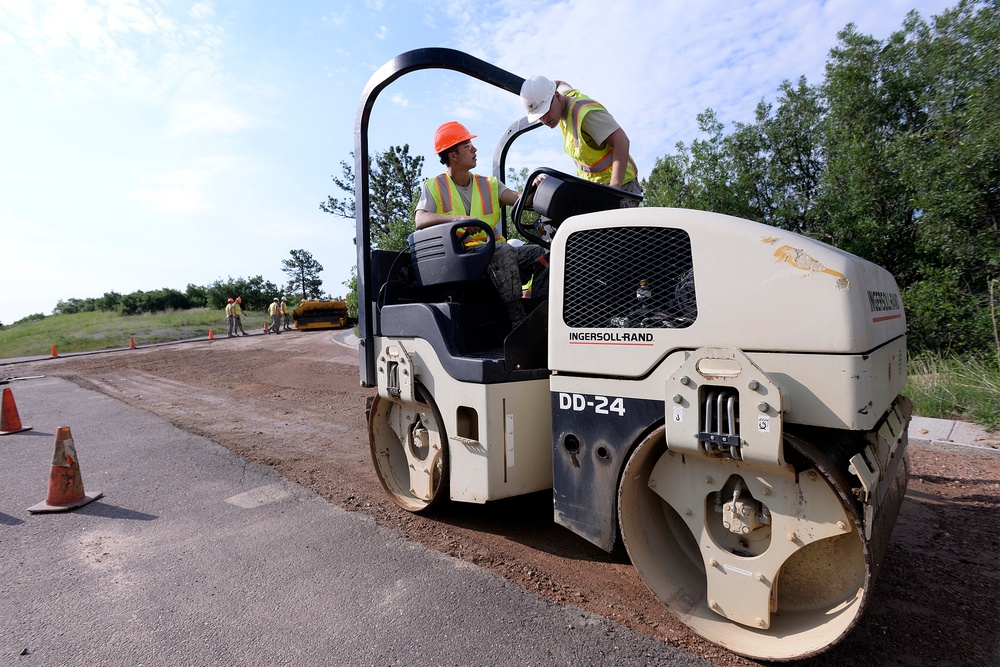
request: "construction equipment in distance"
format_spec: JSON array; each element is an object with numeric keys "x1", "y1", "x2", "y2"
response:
[
  {"x1": 353, "y1": 49, "x2": 910, "y2": 661},
  {"x1": 291, "y1": 298, "x2": 351, "y2": 330}
]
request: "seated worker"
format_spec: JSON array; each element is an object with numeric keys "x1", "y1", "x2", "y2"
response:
[{"x1": 415, "y1": 121, "x2": 548, "y2": 327}]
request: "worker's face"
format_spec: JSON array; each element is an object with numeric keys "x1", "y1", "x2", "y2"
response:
[
  {"x1": 450, "y1": 141, "x2": 477, "y2": 168},
  {"x1": 539, "y1": 94, "x2": 561, "y2": 128}
]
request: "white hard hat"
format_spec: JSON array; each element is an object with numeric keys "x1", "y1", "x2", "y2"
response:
[{"x1": 520, "y1": 75, "x2": 556, "y2": 122}]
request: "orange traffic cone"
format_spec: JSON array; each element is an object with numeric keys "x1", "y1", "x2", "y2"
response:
[
  {"x1": 28, "y1": 426, "x2": 103, "y2": 513},
  {"x1": 208, "y1": 329, "x2": 214, "y2": 340},
  {"x1": 0, "y1": 387, "x2": 32, "y2": 435},
  {"x1": 51, "y1": 345, "x2": 58, "y2": 357},
  {"x1": 129, "y1": 337, "x2": 136, "y2": 349}
]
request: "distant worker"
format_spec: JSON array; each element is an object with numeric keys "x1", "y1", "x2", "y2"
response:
[
  {"x1": 225, "y1": 298, "x2": 236, "y2": 337},
  {"x1": 233, "y1": 297, "x2": 248, "y2": 336},
  {"x1": 268, "y1": 298, "x2": 282, "y2": 334},
  {"x1": 415, "y1": 121, "x2": 548, "y2": 328},
  {"x1": 281, "y1": 297, "x2": 292, "y2": 331},
  {"x1": 520, "y1": 76, "x2": 640, "y2": 206}
]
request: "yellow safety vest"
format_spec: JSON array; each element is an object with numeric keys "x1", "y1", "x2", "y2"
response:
[
  {"x1": 269, "y1": 302, "x2": 278, "y2": 316},
  {"x1": 225, "y1": 303, "x2": 234, "y2": 316},
  {"x1": 425, "y1": 173, "x2": 505, "y2": 247},
  {"x1": 233, "y1": 304, "x2": 243, "y2": 316},
  {"x1": 560, "y1": 90, "x2": 637, "y2": 185}
]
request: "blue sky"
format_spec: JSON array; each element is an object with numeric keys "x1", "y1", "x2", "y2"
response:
[{"x1": 0, "y1": 0, "x2": 958, "y2": 325}]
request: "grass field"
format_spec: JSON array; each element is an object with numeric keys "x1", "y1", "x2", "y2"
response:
[
  {"x1": 905, "y1": 353, "x2": 1000, "y2": 431},
  {"x1": 2, "y1": 309, "x2": 997, "y2": 431},
  {"x1": 0, "y1": 308, "x2": 243, "y2": 359}
]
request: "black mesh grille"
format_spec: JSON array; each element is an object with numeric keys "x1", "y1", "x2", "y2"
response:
[{"x1": 563, "y1": 226, "x2": 697, "y2": 329}]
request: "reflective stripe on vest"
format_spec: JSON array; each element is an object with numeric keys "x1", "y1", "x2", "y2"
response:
[
  {"x1": 426, "y1": 173, "x2": 504, "y2": 246},
  {"x1": 560, "y1": 92, "x2": 637, "y2": 185}
]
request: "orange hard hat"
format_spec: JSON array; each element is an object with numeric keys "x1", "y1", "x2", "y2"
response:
[
  {"x1": 228, "y1": 298, "x2": 234, "y2": 303},
  {"x1": 433, "y1": 121, "x2": 476, "y2": 153},
  {"x1": 236, "y1": 297, "x2": 242, "y2": 303}
]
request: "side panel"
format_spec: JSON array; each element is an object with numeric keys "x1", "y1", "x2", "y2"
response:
[
  {"x1": 550, "y1": 377, "x2": 664, "y2": 551},
  {"x1": 374, "y1": 336, "x2": 553, "y2": 503}
]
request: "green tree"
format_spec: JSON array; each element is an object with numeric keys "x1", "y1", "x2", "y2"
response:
[
  {"x1": 321, "y1": 144, "x2": 425, "y2": 251},
  {"x1": 639, "y1": 0, "x2": 998, "y2": 356},
  {"x1": 205, "y1": 276, "x2": 280, "y2": 312},
  {"x1": 282, "y1": 249, "x2": 324, "y2": 300},
  {"x1": 322, "y1": 145, "x2": 426, "y2": 309}
]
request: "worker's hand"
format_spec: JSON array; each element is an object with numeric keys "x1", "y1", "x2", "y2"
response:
[{"x1": 532, "y1": 174, "x2": 548, "y2": 187}]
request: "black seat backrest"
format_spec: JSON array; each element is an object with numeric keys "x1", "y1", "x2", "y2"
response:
[{"x1": 408, "y1": 220, "x2": 495, "y2": 287}]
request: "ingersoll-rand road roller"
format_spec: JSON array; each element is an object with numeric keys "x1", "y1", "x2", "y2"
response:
[{"x1": 353, "y1": 49, "x2": 910, "y2": 661}]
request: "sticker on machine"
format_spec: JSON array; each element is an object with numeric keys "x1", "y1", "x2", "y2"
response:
[
  {"x1": 724, "y1": 563, "x2": 753, "y2": 577},
  {"x1": 673, "y1": 406, "x2": 683, "y2": 423},
  {"x1": 505, "y1": 413, "x2": 515, "y2": 468},
  {"x1": 758, "y1": 415, "x2": 770, "y2": 433}
]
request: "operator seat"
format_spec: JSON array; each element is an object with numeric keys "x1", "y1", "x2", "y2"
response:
[{"x1": 376, "y1": 219, "x2": 548, "y2": 383}]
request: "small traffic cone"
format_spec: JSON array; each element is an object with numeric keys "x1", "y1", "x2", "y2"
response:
[
  {"x1": 51, "y1": 345, "x2": 58, "y2": 357},
  {"x1": 129, "y1": 337, "x2": 136, "y2": 349},
  {"x1": 28, "y1": 426, "x2": 102, "y2": 513},
  {"x1": 208, "y1": 329, "x2": 214, "y2": 340},
  {"x1": 0, "y1": 387, "x2": 32, "y2": 435}
]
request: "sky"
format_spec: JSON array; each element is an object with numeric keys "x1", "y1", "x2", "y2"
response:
[{"x1": 0, "y1": 0, "x2": 960, "y2": 325}]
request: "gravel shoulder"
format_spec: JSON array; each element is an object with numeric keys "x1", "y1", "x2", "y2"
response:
[{"x1": 7, "y1": 332, "x2": 999, "y2": 666}]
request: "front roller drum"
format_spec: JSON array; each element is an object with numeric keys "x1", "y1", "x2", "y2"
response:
[
  {"x1": 618, "y1": 428, "x2": 908, "y2": 660},
  {"x1": 369, "y1": 385, "x2": 449, "y2": 512}
]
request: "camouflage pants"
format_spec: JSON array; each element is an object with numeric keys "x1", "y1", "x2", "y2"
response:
[
  {"x1": 620, "y1": 179, "x2": 642, "y2": 208},
  {"x1": 487, "y1": 242, "x2": 548, "y2": 304}
]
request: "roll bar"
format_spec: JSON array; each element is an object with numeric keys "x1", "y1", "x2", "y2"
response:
[{"x1": 353, "y1": 48, "x2": 538, "y2": 386}]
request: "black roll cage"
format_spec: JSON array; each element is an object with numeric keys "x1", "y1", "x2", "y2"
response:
[{"x1": 353, "y1": 48, "x2": 542, "y2": 387}]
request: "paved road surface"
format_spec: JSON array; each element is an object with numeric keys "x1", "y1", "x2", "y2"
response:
[{"x1": 1, "y1": 377, "x2": 712, "y2": 667}]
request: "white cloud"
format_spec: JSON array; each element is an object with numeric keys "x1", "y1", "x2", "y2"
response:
[
  {"x1": 190, "y1": 1, "x2": 215, "y2": 20},
  {"x1": 168, "y1": 99, "x2": 261, "y2": 137},
  {"x1": 375, "y1": 25, "x2": 388, "y2": 39},
  {"x1": 391, "y1": 92, "x2": 409, "y2": 107}
]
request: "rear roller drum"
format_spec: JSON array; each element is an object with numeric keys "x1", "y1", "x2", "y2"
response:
[
  {"x1": 618, "y1": 428, "x2": 906, "y2": 660},
  {"x1": 369, "y1": 385, "x2": 449, "y2": 512}
]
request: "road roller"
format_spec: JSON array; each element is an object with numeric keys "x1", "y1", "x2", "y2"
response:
[{"x1": 353, "y1": 48, "x2": 910, "y2": 660}]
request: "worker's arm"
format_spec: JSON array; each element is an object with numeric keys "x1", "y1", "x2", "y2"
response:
[
  {"x1": 604, "y1": 128, "x2": 630, "y2": 190},
  {"x1": 415, "y1": 209, "x2": 459, "y2": 229}
]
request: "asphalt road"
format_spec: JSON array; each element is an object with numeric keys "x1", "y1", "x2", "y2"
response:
[{"x1": 1, "y1": 377, "x2": 713, "y2": 667}]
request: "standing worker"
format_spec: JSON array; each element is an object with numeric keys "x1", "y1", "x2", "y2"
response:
[
  {"x1": 519, "y1": 76, "x2": 640, "y2": 205},
  {"x1": 225, "y1": 298, "x2": 236, "y2": 337},
  {"x1": 233, "y1": 297, "x2": 248, "y2": 336},
  {"x1": 415, "y1": 121, "x2": 548, "y2": 328},
  {"x1": 268, "y1": 298, "x2": 282, "y2": 334},
  {"x1": 281, "y1": 297, "x2": 292, "y2": 331}
]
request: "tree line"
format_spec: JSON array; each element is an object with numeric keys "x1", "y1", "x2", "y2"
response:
[
  {"x1": 325, "y1": 0, "x2": 997, "y2": 357},
  {"x1": 2, "y1": 250, "x2": 327, "y2": 326}
]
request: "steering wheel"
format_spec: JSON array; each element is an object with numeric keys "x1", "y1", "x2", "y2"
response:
[
  {"x1": 511, "y1": 167, "x2": 561, "y2": 248},
  {"x1": 511, "y1": 167, "x2": 643, "y2": 249}
]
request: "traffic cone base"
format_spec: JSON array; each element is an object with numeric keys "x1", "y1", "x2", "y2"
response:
[
  {"x1": 0, "y1": 387, "x2": 31, "y2": 435},
  {"x1": 28, "y1": 427, "x2": 102, "y2": 513}
]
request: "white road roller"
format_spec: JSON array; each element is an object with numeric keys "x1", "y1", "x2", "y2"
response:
[{"x1": 354, "y1": 49, "x2": 910, "y2": 660}]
